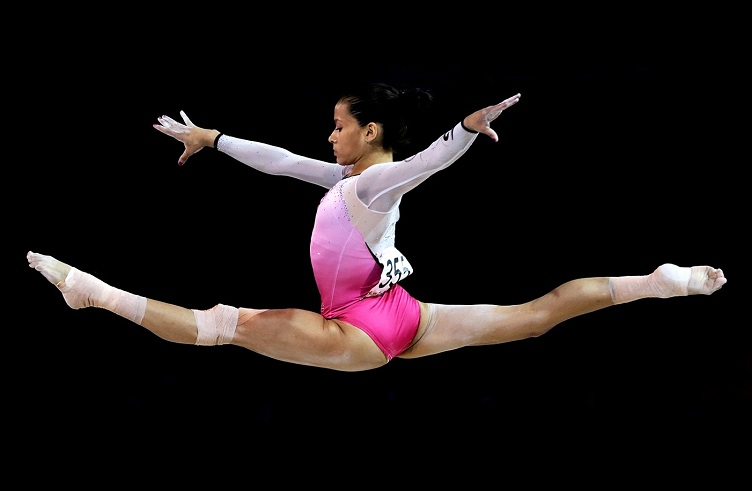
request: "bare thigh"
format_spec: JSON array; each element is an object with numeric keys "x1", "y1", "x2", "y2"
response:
[
  {"x1": 232, "y1": 307, "x2": 388, "y2": 372},
  {"x1": 398, "y1": 302, "x2": 549, "y2": 359},
  {"x1": 399, "y1": 277, "x2": 613, "y2": 359}
]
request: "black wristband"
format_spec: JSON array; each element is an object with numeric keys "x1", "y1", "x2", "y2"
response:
[
  {"x1": 213, "y1": 133, "x2": 223, "y2": 149},
  {"x1": 460, "y1": 121, "x2": 478, "y2": 134}
]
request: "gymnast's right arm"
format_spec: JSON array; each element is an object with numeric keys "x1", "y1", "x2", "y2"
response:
[{"x1": 153, "y1": 110, "x2": 344, "y2": 189}]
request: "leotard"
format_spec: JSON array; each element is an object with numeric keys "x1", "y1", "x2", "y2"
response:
[{"x1": 217, "y1": 122, "x2": 479, "y2": 359}]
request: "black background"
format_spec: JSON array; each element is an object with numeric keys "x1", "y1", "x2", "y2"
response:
[{"x1": 10, "y1": 10, "x2": 749, "y2": 482}]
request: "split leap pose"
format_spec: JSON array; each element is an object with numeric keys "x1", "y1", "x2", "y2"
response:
[{"x1": 27, "y1": 83, "x2": 727, "y2": 372}]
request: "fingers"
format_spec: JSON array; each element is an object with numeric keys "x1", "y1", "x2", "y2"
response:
[
  {"x1": 157, "y1": 115, "x2": 181, "y2": 128},
  {"x1": 502, "y1": 93, "x2": 521, "y2": 107},
  {"x1": 491, "y1": 93, "x2": 521, "y2": 115},
  {"x1": 479, "y1": 127, "x2": 499, "y2": 142},
  {"x1": 152, "y1": 123, "x2": 170, "y2": 135},
  {"x1": 484, "y1": 93, "x2": 522, "y2": 125},
  {"x1": 180, "y1": 110, "x2": 195, "y2": 127},
  {"x1": 155, "y1": 114, "x2": 189, "y2": 135}
]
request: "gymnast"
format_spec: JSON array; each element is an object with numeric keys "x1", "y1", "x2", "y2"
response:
[{"x1": 27, "y1": 83, "x2": 727, "y2": 372}]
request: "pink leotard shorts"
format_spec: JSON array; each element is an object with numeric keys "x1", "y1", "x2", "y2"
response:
[{"x1": 321, "y1": 284, "x2": 421, "y2": 361}]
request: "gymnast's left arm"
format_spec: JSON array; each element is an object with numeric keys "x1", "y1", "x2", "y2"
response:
[{"x1": 358, "y1": 93, "x2": 522, "y2": 211}]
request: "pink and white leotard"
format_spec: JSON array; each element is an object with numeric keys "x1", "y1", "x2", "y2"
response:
[{"x1": 217, "y1": 122, "x2": 479, "y2": 359}]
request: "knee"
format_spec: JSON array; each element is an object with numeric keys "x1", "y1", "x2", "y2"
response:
[
  {"x1": 520, "y1": 307, "x2": 556, "y2": 338},
  {"x1": 193, "y1": 303, "x2": 240, "y2": 346}
]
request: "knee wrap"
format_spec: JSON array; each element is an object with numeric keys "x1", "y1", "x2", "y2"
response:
[{"x1": 193, "y1": 303, "x2": 239, "y2": 346}]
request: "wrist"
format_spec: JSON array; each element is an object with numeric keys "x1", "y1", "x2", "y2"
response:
[
  {"x1": 206, "y1": 129, "x2": 222, "y2": 149},
  {"x1": 461, "y1": 118, "x2": 478, "y2": 134}
]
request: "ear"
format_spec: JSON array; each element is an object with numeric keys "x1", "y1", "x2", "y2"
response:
[{"x1": 365, "y1": 122, "x2": 379, "y2": 143}]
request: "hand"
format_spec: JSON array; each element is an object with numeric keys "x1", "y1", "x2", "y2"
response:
[
  {"x1": 153, "y1": 110, "x2": 216, "y2": 166},
  {"x1": 463, "y1": 93, "x2": 521, "y2": 142}
]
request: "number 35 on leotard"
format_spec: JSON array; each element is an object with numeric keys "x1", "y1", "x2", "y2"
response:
[{"x1": 367, "y1": 246, "x2": 414, "y2": 297}]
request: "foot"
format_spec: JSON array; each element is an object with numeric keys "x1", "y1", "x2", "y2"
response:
[
  {"x1": 652, "y1": 263, "x2": 727, "y2": 297},
  {"x1": 27, "y1": 251, "x2": 71, "y2": 287},
  {"x1": 27, "y1": 251, "x2": 92, "y2": 309},
  {"x1": 687, "y1": 265, "x2": 727, "y2": 295}
]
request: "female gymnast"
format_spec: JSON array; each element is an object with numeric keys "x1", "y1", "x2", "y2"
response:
[{"x1": 27, "y1": 83, "x2": 727, "y2": 372}]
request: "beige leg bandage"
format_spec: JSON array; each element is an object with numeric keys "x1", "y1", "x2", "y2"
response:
[
  {"x1": 193, "y1": 303, "x2": 240, "y2": 346},
  {"x1": 609, "y1": 263, "x2": 690, "y2": 305},
  {"x1": 59, "y1": 267, "x2": 147, "y2": 324}
]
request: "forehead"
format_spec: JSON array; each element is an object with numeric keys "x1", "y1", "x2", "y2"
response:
[{"x1": 333, "y1": 102, "x2": 354, "y2": 122}]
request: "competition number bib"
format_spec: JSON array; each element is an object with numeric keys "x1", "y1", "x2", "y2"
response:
[{"x1": 367, "y1": 246, "x2": 413, "y2": 297}]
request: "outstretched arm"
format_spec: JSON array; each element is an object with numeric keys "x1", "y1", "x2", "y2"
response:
[
  {"x1": 358, "y1": 93, "x2": 522, "y2": 211},
  {"x1": 153, "y1": 111, "x2": 345, "y2": 188}
]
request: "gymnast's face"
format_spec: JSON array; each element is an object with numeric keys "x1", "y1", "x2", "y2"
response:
[{"x1": 329, "y1": 102, "x2": 371, "y2": 166}]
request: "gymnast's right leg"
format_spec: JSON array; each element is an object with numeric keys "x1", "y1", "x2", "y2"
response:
[
  {"x1": 26, "y1": 251, "x2": 238, "y2": 346},
  {"x1": 27, "y1": 251, "x2": 388, "y2": 371}
]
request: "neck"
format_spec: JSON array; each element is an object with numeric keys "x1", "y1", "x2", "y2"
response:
[{"x1": 351, "y1": 149, "x2": 393, "y2": 175}]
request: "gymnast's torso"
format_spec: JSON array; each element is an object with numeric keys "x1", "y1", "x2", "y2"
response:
[{"x1": 217, "y1": 122, "x2": 479, "y2": 357}]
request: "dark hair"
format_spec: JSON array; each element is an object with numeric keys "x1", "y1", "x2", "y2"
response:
[{"x1": 337, "y1": 82, "x2": 434, "y2": 155}]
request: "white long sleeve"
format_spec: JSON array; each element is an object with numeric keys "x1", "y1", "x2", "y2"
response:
[
  {"x1": 355, "y1": 122, "x2": 479, "y2": 212},
  {"x1": 216, "y1": 136, "x2": 347, "y2": 189}
]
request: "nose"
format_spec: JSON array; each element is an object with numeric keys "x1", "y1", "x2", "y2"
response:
[{"x1": 328, "y1": 130, "x2": 336, "y2": 144}]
